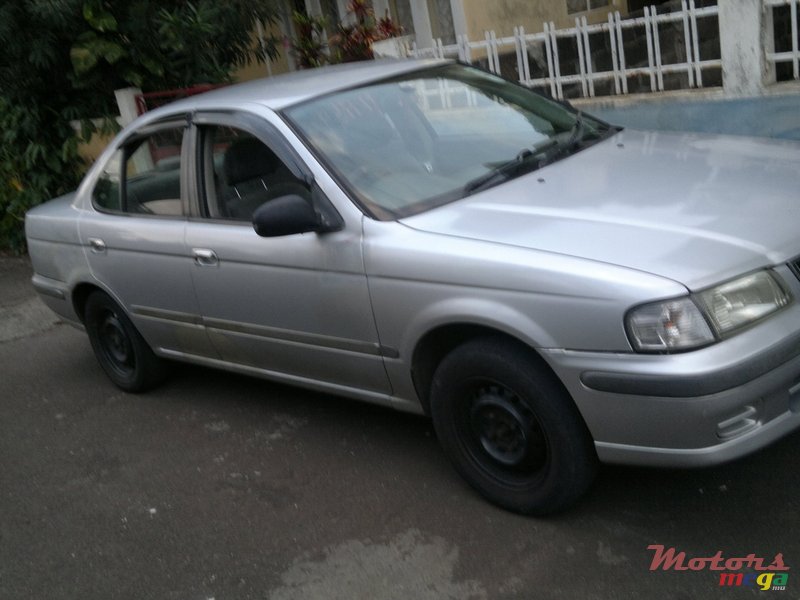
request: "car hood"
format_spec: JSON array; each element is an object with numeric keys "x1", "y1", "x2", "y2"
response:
[{"x1": 400, "y1": 129, "x2": 800, "y2": 290}]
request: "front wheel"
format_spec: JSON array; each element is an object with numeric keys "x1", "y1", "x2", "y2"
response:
[
  {"x1": 84, "y1": 291, "x2": 167, "y2": 392},
  {"x1": 430, "y1": 337, "x2": 597, "y2": 515}
]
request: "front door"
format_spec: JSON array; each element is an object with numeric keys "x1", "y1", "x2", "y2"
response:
[{"x1": 184, "y1": 119, "x2": 391, "y2": 396}]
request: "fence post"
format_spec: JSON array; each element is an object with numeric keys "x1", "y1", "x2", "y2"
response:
[
  {"x1": 615, "y1": 12, "x2": 629, "y2": 94},
  {"x1": 449, "y1": 0, "x2": 469, "y2": 40},
  {"x1": 114, "y1": 87, "x2": 142, "y2": 126},
  {"x1": 608, "y1": 13, "x2": 621, "y2": 94},
  {"x1": 680, "y1": 0, "x2": 695, "y2": 88},
  {"x1": 643, "y1": 7, "x2": 657, "y2": 92},
  {"x1": 458, "y1": 33, "x2": 472, "y2": 63},
  {"x1": 409, "y1": 0, "x2": 434, "y2": 50},
  {"x1": 718, "y1": 0, "x2": 771, "y2": 96},
  {"x1": 575, "y1": 18, "x2": 588, "y2": 97},
  {"x1": 763, "y1": 1, "x2": 777, "y2": 85}
]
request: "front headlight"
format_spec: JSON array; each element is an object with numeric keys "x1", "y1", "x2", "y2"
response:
[
  {"x1": 697, "y1": 271, "x2": 789, "y2": 335},
  {"x1": 627, "y1": 270, "x2": 790, "y2": 353}
]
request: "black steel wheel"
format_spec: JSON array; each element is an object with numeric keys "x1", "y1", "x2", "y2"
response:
[
  {"x1": 84, "y1": 291, "x2": 166, "y2": 392},
  {"x1": 430, "y1": 336, "x2": 597, "y2": 515}
]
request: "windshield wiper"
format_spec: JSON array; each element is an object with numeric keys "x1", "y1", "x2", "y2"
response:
[
  {"x1": 464, "y1": 150, "x2": 538, "y2": 195},
  {"x1": 535, "y1": 112, "x2": 589, "y2": 168},
  {"x1": 462, "y1": 114, "x2": 596, "y2": 196},
  {"x1": 464, "y1": 138, "x2": 559, "y2": 195}
]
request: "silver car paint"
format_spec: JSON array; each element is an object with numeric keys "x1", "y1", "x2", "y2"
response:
[
  {"x1": 178, "y1": 107, "x2": 392, "y2": 397},
  {"x1": 402, "y1": 128, "x2": 800, "y2": 291},
  {"x1": 182, "y1": 218, "x2": 390, "y2": 395},
  {"x1": 24, "y1": 59, "x2": 800, "y2": 468}
]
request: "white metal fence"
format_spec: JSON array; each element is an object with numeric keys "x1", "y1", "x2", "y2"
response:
[
  {"x1": 410, "y1": 0, "x2": 800, "y2": 100},
  {"x1": 766, "y1": 0, "x2": 800, "y2": 80},
  {"x1": 412, "y1": 1, "x2": 720, "y2": 99}
]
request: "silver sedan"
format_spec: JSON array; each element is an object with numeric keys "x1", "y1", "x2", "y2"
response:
[{"x1": 25, "y1": 59, "x2": 800, "y2": 514}]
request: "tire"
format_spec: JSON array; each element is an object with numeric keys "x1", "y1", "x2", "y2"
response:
[
  {"x1": 84, "y1": 291, "x2": 167, "y2": 392},
  {"x1": 429, "y1": 336, "x2": 597, "y2": 515}
]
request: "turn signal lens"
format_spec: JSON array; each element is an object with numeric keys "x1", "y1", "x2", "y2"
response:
[{"x1": 627, "y1": 297, "x2": 714, "y2": 352}]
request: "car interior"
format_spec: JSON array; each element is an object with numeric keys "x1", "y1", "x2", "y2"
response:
[{"x1": 204, "y1": 130, "x2": 310, "y2": 221}]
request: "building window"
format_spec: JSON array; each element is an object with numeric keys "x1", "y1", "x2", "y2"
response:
[
  {"x1": 389, "y1": 0, "x2": 415, "y2": 36},
  {"x1": 567, "y1": 0, "x2": 610, "y2": 14},
  {"x1": 428, "y1": 0, "x2": 456, "y2": 44}
]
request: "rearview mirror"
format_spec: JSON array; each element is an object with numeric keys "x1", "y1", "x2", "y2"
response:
[{"x1": 252, "y1": 195, "x2": 320, "y2": 237}]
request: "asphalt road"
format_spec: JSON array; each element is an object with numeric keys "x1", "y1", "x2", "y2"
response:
[{"x1": 2, "y1": 256, "x2": 799, "y2": 599}]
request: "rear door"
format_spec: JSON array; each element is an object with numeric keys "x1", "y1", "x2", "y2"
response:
[{"x1": 79, "y1": 119, "x2": 216, "y2": 359}]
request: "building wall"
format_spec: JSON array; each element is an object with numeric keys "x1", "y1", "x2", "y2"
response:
[
  {"x1": 77, "y1": 131, "x2": 116, "y2": 163},
  {"x1": 234, "y1": 50, "x2": 292, "y2": 83},
  {"x1": 459, "y1": 0, "x2": 629, "y2": 40},
  {"x1": 232, "y1": 17, "x2": 295, "y2": 83}
]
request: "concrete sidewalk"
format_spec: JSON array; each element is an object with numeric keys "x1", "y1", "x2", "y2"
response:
[{"x1": 0, "y1": 256, "x2": 60, "y2": 342}]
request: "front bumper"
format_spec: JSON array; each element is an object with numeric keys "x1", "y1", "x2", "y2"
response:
[{"x1": 543, "y1": 301, "x2": 800, "y2": 468}]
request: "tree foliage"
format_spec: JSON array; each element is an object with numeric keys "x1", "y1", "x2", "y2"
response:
[
  {"x1": 291, "y1": 11, "x2": 329, "y2": 69},
  {"x1": 0, "y1": 0, "x2": 278, "y2": 253}
]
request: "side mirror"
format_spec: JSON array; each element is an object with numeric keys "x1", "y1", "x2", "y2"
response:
[{"x1": 252, "y1": 195, "x2": 321, "y2": 237}]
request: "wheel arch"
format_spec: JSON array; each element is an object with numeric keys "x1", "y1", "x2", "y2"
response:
[
  {"x1": 71, "y1": 281, "x2": 114, "y2": 324},
  {"x1": 410, "y1": 322, "x2": 568, "y2": 416}
]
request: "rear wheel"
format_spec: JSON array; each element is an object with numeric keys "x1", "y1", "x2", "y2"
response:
[
  {"x1": 84, "y1": 291, "x2": 167, "y2": 392},
  {"x1": 430, "y1": 337, "x2": 597, "y2": 515}
]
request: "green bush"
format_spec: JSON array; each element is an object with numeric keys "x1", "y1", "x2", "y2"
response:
[
  {"x1": 0, "y1": 0, "x2": 278, "y2": 254},
  {"x1": 0, "y1": 97, "x2": 86, "y2": 254}
]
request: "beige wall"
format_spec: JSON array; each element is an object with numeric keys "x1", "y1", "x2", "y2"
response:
[
  {"x1": 460, "y1": 0, "x2": 629, "y2": 40},
  {"x1": 77, "y1": 130, "x2": 116, "y2": 163},
  {"x1": 233, "y1": 21, "x2": 294, "y2": 83},
  {"x1": 234, "y1": 51, "x2": 292, "y2": 82}
]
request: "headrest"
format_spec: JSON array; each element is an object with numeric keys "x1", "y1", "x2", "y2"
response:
[{"x1": 223, "y1": 137, "x2": 282, "y2": 185}]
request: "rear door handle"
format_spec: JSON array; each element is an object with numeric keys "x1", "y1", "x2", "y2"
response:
[
  {"x1": 192, "y1": 248, "x2": 218, "y2": 267},
  {"x1": 88, "y1": 238, "x2": 106, "y2": 253}
]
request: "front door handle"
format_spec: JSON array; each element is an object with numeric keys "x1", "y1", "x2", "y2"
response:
[
  {"x1": 88, "y1": 238, "x2": 106, "y2": 253},
  {"x1": 192, "y1": 248, "x2": 218, "y2": 267}
]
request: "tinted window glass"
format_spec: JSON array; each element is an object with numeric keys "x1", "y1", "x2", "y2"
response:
[
  {"x1": 92, "y1": 127, "x2": 184, "y2": 216},
  {"x1": 92, "y1": 149, "x2": 123, "y2": 211},
  {"x1": 200, "y1": 126, "x2": 309, "y2": 221},
  {"x1": 124, "y1": 129, "x2": 184, "y2": 216},
  {"x1": 285, "y1": 64, "x2": 610, "y2": 217}
]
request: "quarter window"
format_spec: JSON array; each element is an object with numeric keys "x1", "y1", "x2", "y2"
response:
[{"x1": 92, "y1": 127, "x2": 184, "y2": 216}]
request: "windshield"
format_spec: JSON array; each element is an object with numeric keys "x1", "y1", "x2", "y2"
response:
[{"x1": 283, "y1": 64, "x2": 614, "y2": 218}]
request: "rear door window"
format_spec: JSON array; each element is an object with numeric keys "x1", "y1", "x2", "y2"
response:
[{"x1": 92, "y1": 126, "x2": 185, "y2": 216}]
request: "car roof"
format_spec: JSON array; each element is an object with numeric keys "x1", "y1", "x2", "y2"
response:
[{"x1": 143, "y1": 58, "x2": 450, "y2": 121}]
